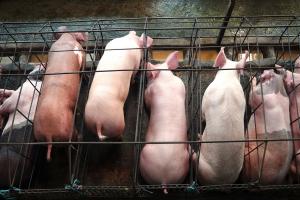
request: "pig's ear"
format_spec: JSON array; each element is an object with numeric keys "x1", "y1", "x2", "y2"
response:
[
  {"x1": 237, "y1": 50, "x2": 249, "y2": 75},
  {"x1": 295, "y1": 56, "x2": 300, "y2": 73},
  {"x1": 213, "y1": 47, "x2": 227, "y2": 68},
  {"x1": 275, "y1": 64, "x2": 285, "y2": 75},
  {"x1": 129, "y1": 31, "x2": 137, "y2": 35},
  {"x1": 139, "y1": 34, "x2": 153, "y2": 48},
  {"x1": 165, "y1": 51, "x2": 179, "y2": 70},
  {"x1": 75, "y1": 32, "x2": 89, "y2": 42},
  {"x1": 147, "y1": 62, "x2": 159, "y2": 79},
  {"x1": 55, "y1": 26, "x2": 68, "y2": 40}
]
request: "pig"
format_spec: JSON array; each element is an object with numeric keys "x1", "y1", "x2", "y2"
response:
[
  {"x1": 84, "y1": 31, "x2": 153, "y2": 140},
  {"x1": 0, "y1": 66, "x2": 44, "y2": 187},
  {"x1": 241, "y1": 69, "x2": 293, "y2": 184},
  {"x1": 193, "y1": 47, "x2": 248, "y2": 185},
  {"x1": 294, "y1": 56, "x2": 300, "y2": 74},
  {"x1": 277, "y1": 64, "x2": 300, "y2": 182},
  {"x1": 139, "y1": 51, "x2": 189, "y2": 194},
  {"x1": 34, "y1": 27, "x2": 87, "y2": 161}
]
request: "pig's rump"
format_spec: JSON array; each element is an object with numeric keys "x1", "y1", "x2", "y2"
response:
[
  {"x1": 34, "y1": 73, "x2": 80, "y2": 139},
  {"x1": 0, "y1": 124, "x2": 37, "y2": 188},
  {"x1": 290, "y1": 149, "x2": 300, "y2": 181},
  {"x1": 139, "y1": 144, "x2": 189, "y2": 185},
  {"x1": 84, "y1": 94, "x2": 125, "y2": 138},
  {"x1": 242, "y1": 130, "x2": 293, "y2": 184}
]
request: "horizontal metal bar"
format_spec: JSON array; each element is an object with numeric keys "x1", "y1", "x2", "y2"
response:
[
  {"x1": 1, "y1": 24, "x2": 300, "y2": 36},
  {"x1": 1, "y1": 15, "x2": 300, "y2": 24},
  {"x1": 0, "y1": 64, "x2": 293, "y2": 77},
  {"x1": 0, "y1": 137, "x2": 299, "y2": 146}
]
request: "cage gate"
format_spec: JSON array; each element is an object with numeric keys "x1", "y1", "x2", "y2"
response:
[{"x1": 0, "y1": 16, "x2": 300, "y2": 199}]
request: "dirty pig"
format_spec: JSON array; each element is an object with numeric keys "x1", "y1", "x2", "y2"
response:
[
  {"x1": 277, "y1": 64, "x2": 300, "y2": 182},
  {"x1": 139, "y1": 51, "x2": 189, "y2": 194},
  {"x1": 0, "y1": 66, "x2": 44, "y2": 187},
  {"x1": 194, "y1": 47, "x2": 248, "y2": 185},
  {"x1": 241, "y1": 69, "x2": 293, "y2": 184},
  {"x1": 34, "y1": 26, "x2": 87, "y2": 161},
  {"x1": 84, "y1": 31, "x2": 153, "y2": 140}
]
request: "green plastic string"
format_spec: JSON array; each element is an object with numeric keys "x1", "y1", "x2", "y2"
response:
[
  {"x1": 186, "y1": 181, "x2": 199, "y2": 193},
  {"x1": 64, "y1": 179, "x2": 82, "y2": 193},
  {"x1": 0, "y1": 187, "x2": 20, "y2": 200}
]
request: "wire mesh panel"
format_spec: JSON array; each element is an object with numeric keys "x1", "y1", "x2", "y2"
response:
[{"x1": 0, "y1": 16, "x2": 300, "y2": 199}]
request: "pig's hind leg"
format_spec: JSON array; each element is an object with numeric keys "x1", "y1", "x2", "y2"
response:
[{"x1": 197, "y1": 153, "x2": 216, "y2": 184}]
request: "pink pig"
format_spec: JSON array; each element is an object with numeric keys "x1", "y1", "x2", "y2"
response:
[
  {"x1": 0, "y1": 66, "x2": 43, "y2": 132},
  {"x1": 241, "y1": 69, "x2": 293, "y2": 184},
  {"x1": 84, "y1": 31, "x2": 153, "y2": 140},
  {"x1": 277, "y1": 63, "x2": 300, "y2": 182},
  {"x1": 34, "y1": 27, "x2": 87, "y2": 161},
  {"x1": 194, "y1": 47, "x2": 248, "y2": 184},
  {"x1": 0, "y1": 66, "x2": 43, "y2": 187},
  {"x1": 139, "y1": 51, "x2": 189, "y2": 194},
  {"x1": 294, "y1": 56, "x2": 300, "y2": 74}
]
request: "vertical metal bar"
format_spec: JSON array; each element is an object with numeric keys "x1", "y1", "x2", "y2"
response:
[
  {"x1": 187, "y1": 17, "x2": 197, "y2": 185},
  {"x1": 191, "y1": 19, "x2": 201, "y2": 186},
  {"x1": 287, "y1": 26, "x2": 300, "y2": 183},
  {"x1": 77, "y1": 22, "x2": 103, "y2": 184},
  {"x1": 14, "y1": 27, "x2": 44, "y2": 188},
  {"x1": 97, "y1": 21, "x2": 105, "y2": 59},
  {"x1": 216, "y1": 0, "x2": 236, "y2": 46},
  {"x1": 133, "y1": 17, "x2": 149, "y2": 192}
]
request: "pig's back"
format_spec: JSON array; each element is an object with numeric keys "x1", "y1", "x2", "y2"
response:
[
  {"x1": 146, "y1": 76, "x2": 186, "y2": 141},
  {"x1": 203, "y1": 79, "x2": 245, "y2": 135},
  {"x1": 34, "y1": 45, "x2": 81, "y2": 140},
  {"x1": 199, "y1": 79, "x2": 245, "y2": 183},
  {"x1": 89, "y1": 42, "x2": 141, "y2": 102}
]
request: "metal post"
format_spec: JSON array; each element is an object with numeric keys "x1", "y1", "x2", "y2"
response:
[{"x1": 216, "y1": 0, "x2": 236, "y2": 46}]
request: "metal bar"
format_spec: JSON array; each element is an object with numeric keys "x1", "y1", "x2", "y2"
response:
[
  {"x1": 216, "y1": 0, "x2": 236, "y2": 46},
  {"x1": 1, "y1": 137, "x2": 300, "y2": 146},
  {"x1": 133, "y1": 16, "x2": 149, "y2": 190}
]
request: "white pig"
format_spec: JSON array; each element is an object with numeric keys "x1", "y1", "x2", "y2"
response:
[
  {"x1": 85, "y1": 31, "x2": 153, "y2": 140},
  {"x1": 194, "y1": 47, "x2": 248, "y2": 184},
  {"x1": 241, "y1": 69, "x2": 293, "y2": 184},
  {"x1": 139, "y1": 51, "x2": 189, "y2": 194}
]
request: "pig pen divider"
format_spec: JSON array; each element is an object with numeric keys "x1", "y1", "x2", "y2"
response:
[{"x1": 0, "y1": 16, "x2": 300, "y2": 198}]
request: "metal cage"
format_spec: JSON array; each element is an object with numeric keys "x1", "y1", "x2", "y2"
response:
[{"x1": 0, "y1": 16, "x2": 300, "y2": 199}]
